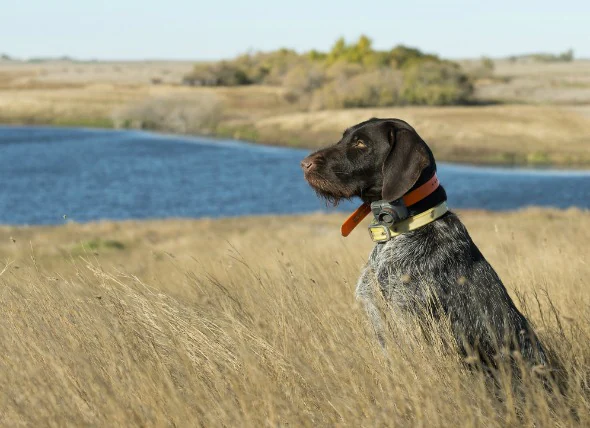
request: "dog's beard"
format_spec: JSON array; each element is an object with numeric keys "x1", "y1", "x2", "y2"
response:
[
  {"x1": 314, "y1": 189, "x2": 347, "y2": 207},
  {"x1": 304, "y1": 173, "x2": 357, "y2": 207}
]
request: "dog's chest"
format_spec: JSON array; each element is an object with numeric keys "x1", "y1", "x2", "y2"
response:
[{"x1": 367, "y1": 235, "x2": 436, "y2": 306}]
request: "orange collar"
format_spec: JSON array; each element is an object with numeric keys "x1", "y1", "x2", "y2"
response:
[{"x1": 341, "y1": 173, "x2": 440, "y2": 237}]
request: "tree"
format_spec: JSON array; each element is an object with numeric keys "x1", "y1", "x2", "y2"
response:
[
  {"x1": 327, "y1": 37, "x2": 348, "y2": 63},
  {"x1": 559, "y1": 49, "x2": 574, "y2": 62}
]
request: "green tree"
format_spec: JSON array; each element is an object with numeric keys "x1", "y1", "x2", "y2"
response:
[
  {"x1": 307, "y1": 49, "x2": 327, "y2": 61},
  {"x1": 327, "y1": 37, "x2": 348, "y2": 63}
]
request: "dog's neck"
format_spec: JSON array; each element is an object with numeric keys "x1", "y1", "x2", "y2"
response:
[
  {"x1": 341, "y1": 163, "x2": 447, "y2": 238},
  {"x1": 404, "y1": 165, "x2": 447, "y2": 216},
  {"x1": 361, "y1": 164, "x2": 447, "y2": 214},
  {"x1": 361, "y1": 166, "x2": 449, "y2": 242}
]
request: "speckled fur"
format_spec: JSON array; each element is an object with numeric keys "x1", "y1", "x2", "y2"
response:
[{"x1": 356, "y1": 212, "x2": 547, "y2": 366}]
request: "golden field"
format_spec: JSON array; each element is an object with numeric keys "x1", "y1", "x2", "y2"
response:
[
  {"x1": 1, "y1": 59, "x2": 589, "y2": 166},
  {"x1": 0, "y1": 209, "x2": 589, "y2": 426}
]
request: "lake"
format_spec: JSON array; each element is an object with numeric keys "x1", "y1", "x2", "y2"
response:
[{"x1": 0, "y1": 126, "x2": 588, "y2": 225}]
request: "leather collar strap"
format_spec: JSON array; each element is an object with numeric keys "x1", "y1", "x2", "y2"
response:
[
  {"x1": 402, "y1": 173, "x2": 439, "y2": 206},
  {"x1": 368, "y1": 201, "x2": 448, "y2": 242},
  {"x1": 341, "y1": 173, "x2": 441, "y2": 237}
]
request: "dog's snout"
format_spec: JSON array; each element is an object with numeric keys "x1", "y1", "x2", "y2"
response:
[
  {"x1": 300, "y1": 154, "x2": 324, "y2": 172},
  {"x1": 301, "y1": 160, "x2": 314, "y2": 171}
]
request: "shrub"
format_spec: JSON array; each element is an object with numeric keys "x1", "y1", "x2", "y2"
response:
[
  {"x1": 470, "y1": 56, "x2": 495, "y2": 80},
  {"x1": 389, "y1": 45, "x2": 439, "y2": 68},
  {"x1": 253, "y1": 49, "x2": 301, "y2": 85},
  {"x1": 113, "y1": 92, "x2": 224, "y2": 134},
  {"x1": 182, "y1": 36, "x2": 474, "y2": 108},
  {"x1": 324, "y1": 60, "x2": 365, "y2": 80},
  {"x1": 558, "y1": 49, "x2": 574, "y2": 62},
  {"x1": 184, "y1": 62, "x2": 251, "y2": 86},
  {"x1": 401, "y1": 60, "x2": 473, "y2": 105},
  {"x1": 282, "y1": 62, "x2": 327, "y2": 105},
  {"x1": 508, "y1": 49, "x2": 575, "y2": 63},
  {"x1": 481, "y1": 56, "x2": 495, "y2": 72},
  {"x1": 311, "y1": 69, "x2": 403, "y2": 109},
  {"x1": 184, "y1": 49, "x2": 302, "y2": 86},
  {"x1": 310, "y1": 61, "x2": 472, "y2": 109}
]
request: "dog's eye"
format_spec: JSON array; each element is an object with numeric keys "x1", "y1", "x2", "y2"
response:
[{"x1": 354, "y1": 140, "x2": 367, "y2": 149}]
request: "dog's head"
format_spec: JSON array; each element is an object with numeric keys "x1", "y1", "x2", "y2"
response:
[{"x1": 301, "y1": 118, "x2": 435, "y2": 204}]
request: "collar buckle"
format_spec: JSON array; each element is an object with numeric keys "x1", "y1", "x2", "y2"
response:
[
  {"x1": 367, "y1": 201, "x2": 449, "y2": 243},
  {"x1": 370, "y1": 199, "x2": 409, "y2": 226},
  {"x1": 368, "y1": 223, "x2": 392, "y2": 243}
]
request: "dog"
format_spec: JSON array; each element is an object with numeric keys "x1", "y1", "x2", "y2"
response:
[{"x1": 301, "y1": 118, "x2": 548, "y2": 369}]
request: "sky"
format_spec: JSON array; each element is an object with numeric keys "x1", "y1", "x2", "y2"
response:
[{"x1": 3, "y1": 0, "x2": 589, "y2": 60}]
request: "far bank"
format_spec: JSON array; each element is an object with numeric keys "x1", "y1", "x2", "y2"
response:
[{"x1": 3, "y1": 102, "x2": 589, "y2": 168}]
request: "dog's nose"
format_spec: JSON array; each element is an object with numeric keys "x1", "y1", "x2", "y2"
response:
[
  {"x1": 301, "y1": 154, "x2": 323, "y2": 171},
  {"x1": 301, "y1": 159, "x2": 315, "y2": 171}
]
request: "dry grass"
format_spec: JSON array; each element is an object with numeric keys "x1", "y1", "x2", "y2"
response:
[
  {"x1": 0, "y1": 60, "x2": 194, "y2": 86},
  {"x1": 460, "y1": 59, "x2": 590, "y2": 105},
  {"x1": 112, "y1": 92, "x2": 225, "y2": 133},
  {"x1": 0, "y1": 61, "x2": 290, "y2": 127},
  {"x1": 0, "y1": 209, "x2": 589, "y2": 426},
  {"x1": 247, "y1": 105, "x2": 590, "y2": 166}
]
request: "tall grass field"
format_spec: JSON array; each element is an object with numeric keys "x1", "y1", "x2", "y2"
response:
[{"x1": 0, "y1": 209, "x2": 588, "y2": 426}]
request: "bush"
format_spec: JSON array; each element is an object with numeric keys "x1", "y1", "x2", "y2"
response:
[
  {"x1": 311, "y1": 69, "x2": 404, "y2": 109},
  {"x1": 401, "y1": 60, "x2": 473, "y2": 105},
  {"x1": 310, "y1": 60, "x2": 472, "y2": 109},
  {"x1": 184, "y1": 62, "x2": 250, "y2": 86},
  {"x1": 508, "y1": 49, "x2": 575, "y2": 63},
  {"x1": 282, "y1": 62, "x2": 327, "y2": 105},
  {"x1": 470, "y1": 56, "x2": 495, "y2": 80},
  {"x1": 253, "y1": 49, "x2": 302, "y2": 85},
  {"x1": 113, "y1": 92, "x2": 224, "y2": 134},
  {"x1": 182, "y1": 36, "x2": 474, "y2": 108},
  {"x1": 184, "y1": 49, "x2": 302, "y2": 86},
  {"x1": 389, "y1": 45, "x2": 439, "y2": 68}
]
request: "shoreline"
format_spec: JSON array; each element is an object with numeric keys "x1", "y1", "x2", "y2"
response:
[
  {"x1": 1, "y1": 206, "x2": 588, "y2": 229},
  {"x1": 0, "y1": 205, "x2": 587, "y2": 229},
  {"x1": 2, "y1": 118, "x2": 590, "y2": 169}
]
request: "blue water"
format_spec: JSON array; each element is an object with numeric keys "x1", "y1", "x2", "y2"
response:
[{"x1": 0, "y1": 126, "x2": 588, "y2": 225}]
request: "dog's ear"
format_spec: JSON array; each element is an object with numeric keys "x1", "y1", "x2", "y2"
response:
[{"x1": 382, "y1": 124, "x2": 430, "y2": 202}]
